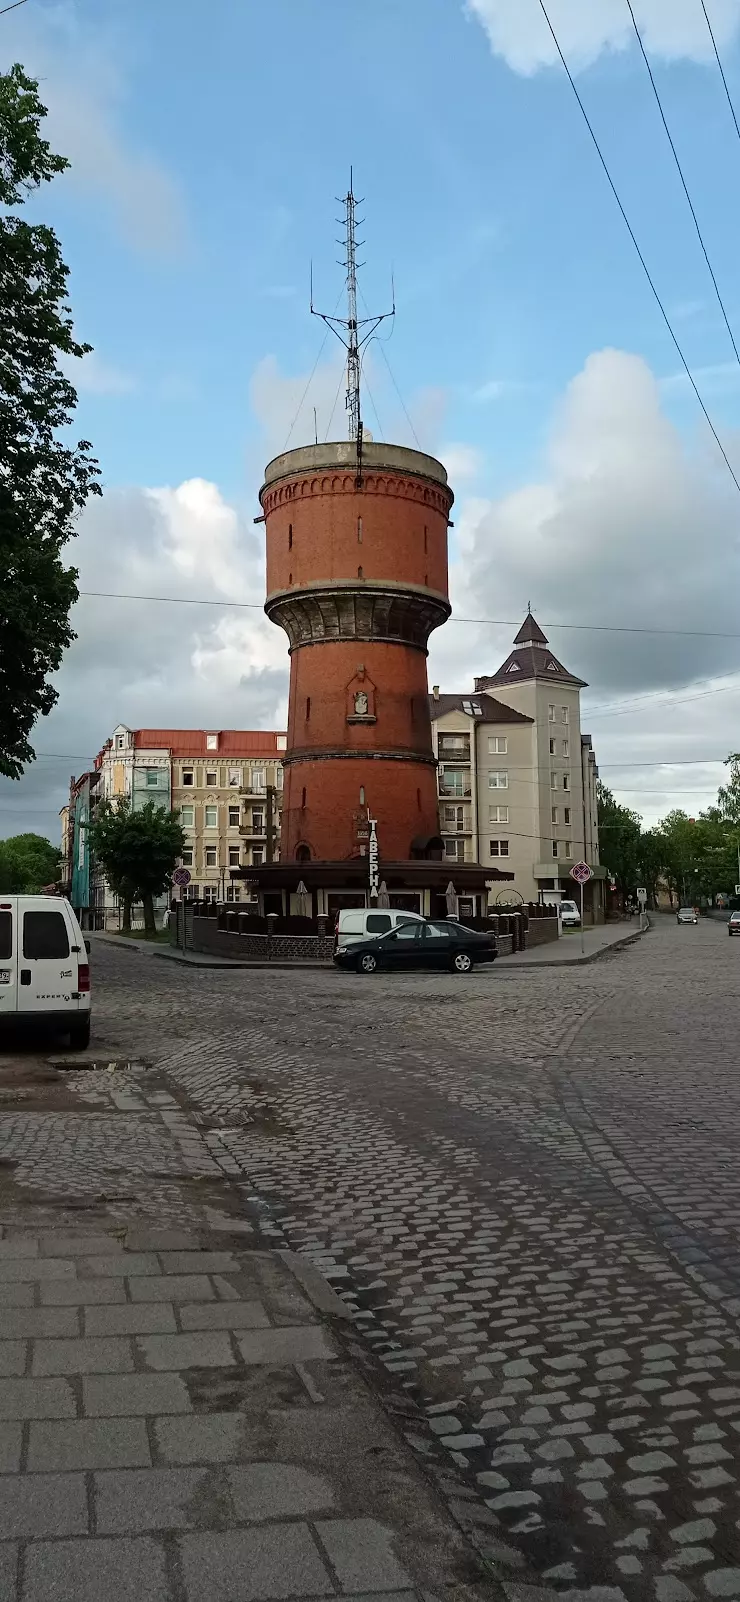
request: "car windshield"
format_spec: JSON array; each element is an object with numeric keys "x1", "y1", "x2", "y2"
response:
[{"x1": 679, "y1": 908, "x2": 694, "y2": 914}]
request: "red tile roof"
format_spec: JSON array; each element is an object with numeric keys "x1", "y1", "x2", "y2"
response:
[{"x1": 132, "y1": 730, "x2": 284, "y2": 758}]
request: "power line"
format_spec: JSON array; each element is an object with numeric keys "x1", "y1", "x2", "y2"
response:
[
  {"x1": 0, "y1": 0, "x2": 28, "y2": 14},
  {"x1": 700, "y1": 0, "x2": 740, "y2": 151},
  {"x1": 536, "y1": 0, "x2": 740, "y2": 498},
  {"x1": 624, "y1": 0, "x2": 740, "y2": 369},
  {"x1": 72, "y1": 588, "x2": 740, "y2": 642}
]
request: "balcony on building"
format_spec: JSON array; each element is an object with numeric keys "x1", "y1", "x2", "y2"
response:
[
  {"x1": 440, "y1": 805, "x2": 473, "y2": 834},
  {"x1": 437, "y1": 734, "x2": 471, "y2": 763},
  {"x1": 438, "y1": 766, "x2": 472, "y2": 799}
]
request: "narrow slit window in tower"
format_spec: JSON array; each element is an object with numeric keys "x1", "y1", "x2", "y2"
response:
[
  {"x1": 288, "y1": 523, "x2": 293, "y2": 550},
  {"x1": 357, "y1": 566, "x2": 363, "y2": 579},
  {"x1": 305, "y1": 697, "x2": 311, "y2": 721},
  {"x1": 302, "y1": 786, "x2": 306, "y2": 809},
  {"x1": 357, "y1": 516, "x2": 362, "y2": 543}
]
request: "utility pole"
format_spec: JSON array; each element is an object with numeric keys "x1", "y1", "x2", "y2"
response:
[
  {"x1": 311, "y1": 172, "x2": 394, "y2": 477},
  {"x1": 266, "y1": 785, "x2": 275, "y2": 865}
]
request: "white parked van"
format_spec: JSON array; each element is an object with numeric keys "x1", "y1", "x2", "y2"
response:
[
  {"x1": 0, "y1": 897, "x2": 91, "y2": 1048},
  {"x1": 334, "y1": 907, "x2": 425, "y2": 951}
]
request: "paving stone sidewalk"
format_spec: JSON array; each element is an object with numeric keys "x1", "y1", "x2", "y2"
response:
[{"x1": 0, "y1": 1056, "x2": 496, "y2": 1602}]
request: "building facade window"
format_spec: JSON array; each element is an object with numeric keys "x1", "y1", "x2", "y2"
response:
[
  {"x1": 488, "y1": 736, "x2": 508, "y2": 754},
  {"x1": 561, "y1": 706, "x2": 569, "y2": 723},
  {"x1": 441, "y1": 769, "x2": 468, "y2": 796},
  {"x1": 276, "y1": 767, "x2": 284, "y2": 789},
  {"x1": 228, "y1": 806, "x2": 240, "y2": 828},
  {"x1": 549, "y1": 704, "x2": 556, "y2": 722},
  {"x1": 564, "y1": 842, "x2": 573, "y2": 859},
  {"x1": 549, "y1": 738, "x2": 556, "y2": 755},
  {"x1": 564, "y1": 807, "x2": 571, "y2": 825},
  {"x1": 489, "y1": 805, "x2": 509, "y2": 824},
  {"x1": 180, "y1": 806, "x2": 194, "y2": 828},
  {"x1": 226, "y1": 886, "x2": 241, "y2": 902},
  {"x1": 203, "y1": 884, "x2": 217, "y2": 901},
  {"x1": 204, "y1": 806, "x2": 218, "y2": 828},
  {"x1": 552, "y1": 807, "x2": 558, "y2": 825},
  {"x1": 252, "y1": 847, "x2": 264, "y2": 866},
  {"x1": 251, "y1": 770, "x2": 265, "y2": 792},
  {"x1": 145, "y1": 769, "x2": 159, "y2": 787},
  {"x1": 550, "y1": 773, "x2": 558, "y2": 790},
  {"x1": 562, "y1": 740, "x2": 569, "y2": 757},
  {"x1": 488, "y1": 771, "x2": 508, "y2": 789},
  {"x1": 205, "y1": 772, "x2": 217, "y2": 787},
  {"x1": 205, "y1": 847, "x2": 217, "y2": 868},
  {"x1": 252, "y1": 810, "x2": 264, "y2": 833},
  {"x1": 206, "y1": 734, "x2": 218, "y2": 750},
  {"x1": 552, "y1": 840, "x2": 560, "y2": 859},
  {"x1": 563, "y1": 774, "x2": 570, "y2": 792},
  {"x1": 228, "y1": 847, "x2": 240, "y2": 868},
  {"x1": 228, "y1": 768, "x2": 241, "y2": 787},
  {"x1": 444, "y1": 839, "x2": 466, "y2": 862},
  {"x1": 490, "y1": 840, "x2": 510, "y2": 857},
  {"x1": 182, "y1": 770, "x2": 194, "y2": 786},
  {"x1": 181, "y1": 848, "x2": 193, "y2": 868}
]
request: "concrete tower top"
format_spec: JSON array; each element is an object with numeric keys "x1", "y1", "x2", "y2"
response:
[{"x1": 261, "y1": 440, "x2": 451, "y2": 496}]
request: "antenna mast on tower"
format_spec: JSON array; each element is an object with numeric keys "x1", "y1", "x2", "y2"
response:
[{"x1": 311, "y1": 171, "x2": 395, "y2": 454}]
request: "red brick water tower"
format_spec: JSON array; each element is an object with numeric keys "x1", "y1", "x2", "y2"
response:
[
  {"x1": 261, "y1": 439, "x2": 452, "y2": 863},
  {"x1": 241, "y1": 183, "x2": 500, "y2": 915}
]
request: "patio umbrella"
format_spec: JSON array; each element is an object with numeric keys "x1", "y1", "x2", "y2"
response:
[
  {"x1": 377, "y1": 881, "x2": 390, "y2": 909},
  {"x1": 295, "y1": 880, "x2": 309, "y2": 919},
  {"x1": 445, "y1": 880, "x2": 459, "y2": 919}
]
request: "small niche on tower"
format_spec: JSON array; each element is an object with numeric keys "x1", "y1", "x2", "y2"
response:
[{"x1": 346, "y1": 664, "x2": 377, "y2": 725}]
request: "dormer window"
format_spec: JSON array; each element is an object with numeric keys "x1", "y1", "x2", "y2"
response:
[
  {"x1": 206, "y1": 733, "x2": 218, "y2": 751},
  {"x1": 546, "y1": 661, "x2": 559, "y2": 672},
  {"x1": 507, "y1": 661, "x2": 521, "y2": 673}
]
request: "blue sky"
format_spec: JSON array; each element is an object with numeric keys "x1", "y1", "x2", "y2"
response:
[{"x1": 5, "y1": 0, "x2": 740, "y2": 839}]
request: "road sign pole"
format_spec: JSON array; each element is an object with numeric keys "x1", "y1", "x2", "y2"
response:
[{"x1": 580, "y1": 880, "x2": 585, "y2": 957}]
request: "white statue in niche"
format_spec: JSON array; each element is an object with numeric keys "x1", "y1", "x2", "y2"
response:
[{"x1": 354, "y1": 691, "x2": 369, "y2": 716}]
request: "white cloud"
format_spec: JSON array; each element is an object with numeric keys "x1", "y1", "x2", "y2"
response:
[
  {"x1": 440, "y1": 443, "x2": 482, "y2": 482},
  {"x1": 4, "y1": 6, "x2": 184, "y2": 251},
  {"x1": 61, "y1": 351, "x2": 135, "y2": 396},
  {"x1": 0, "y1": 479, "x2": 287, "y2": 841},
  {"x1": 429, "y1": 346, "x2": 740, "y2": 821},
  {"x1": 466, "y1": 0, "x2": 740, "y2": 75}
]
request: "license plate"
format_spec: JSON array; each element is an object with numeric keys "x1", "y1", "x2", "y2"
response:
[{"x1": 0, "y1": 972, "x2": 11, "y2": 985}]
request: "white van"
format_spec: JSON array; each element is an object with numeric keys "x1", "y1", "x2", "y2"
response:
[
  {"x1": 334, "y1": 907, "x2": 425, "y2": 951},
  {"x1": 0, "y1": 897, "x2": 91, "y2": 1048},
  {"x1": 558, "y1": 899, "x2": 581, "y2": 929}
]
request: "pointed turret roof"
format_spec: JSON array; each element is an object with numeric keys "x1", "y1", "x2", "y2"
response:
[
  {"x1": 474, "y1": 611, "x2": 587, "y2": 691},
  {"x1": 513, "y1": 610, "x2": 548, "y2": 648}
]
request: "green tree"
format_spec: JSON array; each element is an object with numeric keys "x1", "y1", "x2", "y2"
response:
[
  {"x1": 0, "y1": 832, "x2": 60, "y2": 893},
  {"x1": 1, "y1": 65, "x2": 101, "y2": 779},
  {"x1": 597, "y1": 782, "x2": 643, "y2": 898},
  {"x1": 90, "y1": 801, "x2": 185, "y2": 934}
]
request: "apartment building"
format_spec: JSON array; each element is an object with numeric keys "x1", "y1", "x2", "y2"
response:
[
  {"x1": 91, "y1": 726, "x2": 286, "y2": 924},
  {"x1": 430, "y1": 613, "x2": 605, "y2": 919}
]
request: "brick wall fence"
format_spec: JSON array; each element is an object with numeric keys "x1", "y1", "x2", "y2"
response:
[{"x1": 174, "y1": 902, "x2": 559, "y2": 965}]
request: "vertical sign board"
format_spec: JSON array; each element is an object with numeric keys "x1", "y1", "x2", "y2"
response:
[
  {"x1": 368, "y1": 816, "x2": 379, "y2": 901},
  {"x1": 172, "y1": 867, "x2": 191, "y2": 951}
]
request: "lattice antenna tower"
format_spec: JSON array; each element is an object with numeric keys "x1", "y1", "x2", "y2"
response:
[{"x1": 311, "y1": 170, "x2": 395, "y2": 449}]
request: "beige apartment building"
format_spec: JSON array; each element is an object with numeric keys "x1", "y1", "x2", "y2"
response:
[
  {"x1": 430, "y1": 613, "x2": 604, "y2": 919},
  {"x1": 91, "y1": 726, "x2": 286, "y2": 924}
]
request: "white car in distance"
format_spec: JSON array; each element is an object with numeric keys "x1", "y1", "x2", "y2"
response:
[{"x1": 558, "y1": 899, "x2": 581, "y2": 929}]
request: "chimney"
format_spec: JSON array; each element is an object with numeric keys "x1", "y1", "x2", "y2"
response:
[{"x1": 432, "y1": 685, "x2": 440, "y2": 701}]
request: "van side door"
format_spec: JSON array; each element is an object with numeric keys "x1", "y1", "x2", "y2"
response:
[
  {"x1": 0, "y1": 903, "x2": 17, "y2": 1017},
  {"x1": 17, "y1": 901, "x2": 75, "y2": 1013}
]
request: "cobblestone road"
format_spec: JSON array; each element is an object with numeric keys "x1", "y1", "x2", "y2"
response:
[{"x1": 73, "y1": 919, "x2": 740, "y2": 1600}]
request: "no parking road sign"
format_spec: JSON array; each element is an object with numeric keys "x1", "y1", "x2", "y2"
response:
[
  {"x1": 172, "y1": 868, "x2": 191, "y2": 888},
  {"x1": 569, "y1": 861, "x2": 593, "y2": 886}
]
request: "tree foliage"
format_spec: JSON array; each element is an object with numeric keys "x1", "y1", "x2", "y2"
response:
[
  {"x1": 90, "y1": 801, "x2": 185, "y2": 934},
  {"x1": 598, "y1": 760, "x2": 740, "y2": 909},
  {"x1": 0, "y1": 64, "x2": 101, "y2": 779},
  {"x1": 0, "y1": 833, "x2": 60, "y2": 893}
]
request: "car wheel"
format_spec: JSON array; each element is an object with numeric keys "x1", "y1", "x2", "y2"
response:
[
  {"x1": 68, "y1": 1016, "x2": 91, "y2": 1050},
  {"x1": 357, "y1": 952, "x2": 378, "y2": 974},
  {"x1": 452, "y1": 950, "x2": 473, "y2": 973}
]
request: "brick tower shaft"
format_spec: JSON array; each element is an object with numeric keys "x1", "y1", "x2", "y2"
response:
[{"x1": 261, "y1": 441, "x2": 453, "y2": 864}]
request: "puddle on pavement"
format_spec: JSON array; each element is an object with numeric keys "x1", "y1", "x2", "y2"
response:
[{"x1": 48, "y1": 1058, "x2": 152, "y2": 1073}]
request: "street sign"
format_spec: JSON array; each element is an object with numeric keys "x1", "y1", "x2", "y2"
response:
[
  {"x1": 172, "y1": 868, "x2": 191, "y2": 888},
  {"x1": 636, "y1": 887, "x2": 647, "y2": 905},
  {"x1": 570, "y1": 861, "x2": 593, "y2": 885},
  {"x1": 735, "y1": 885, "x2": 740, "y2": 896}
]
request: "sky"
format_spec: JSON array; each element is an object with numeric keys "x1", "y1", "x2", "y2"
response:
[{"x1": 4, "y1": 0, "x2": 740, "y2": 844}]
